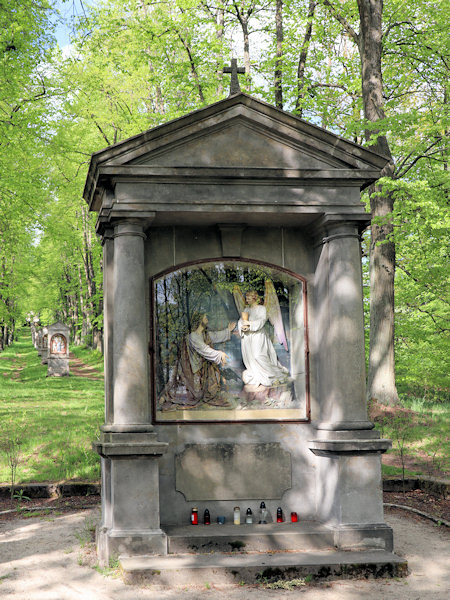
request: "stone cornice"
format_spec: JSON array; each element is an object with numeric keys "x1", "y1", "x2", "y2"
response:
[{"x1": 88, "y1": 167, "x2": 381, "y2": 213}]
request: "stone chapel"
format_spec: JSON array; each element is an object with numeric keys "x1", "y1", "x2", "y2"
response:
[{"x1": 85, "y1": 92, "x2": 401, "y2": 577}]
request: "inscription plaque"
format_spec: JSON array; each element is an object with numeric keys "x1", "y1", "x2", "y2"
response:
[{"x1": 175, "y1": 443, "x2": 292, "y2": 501}]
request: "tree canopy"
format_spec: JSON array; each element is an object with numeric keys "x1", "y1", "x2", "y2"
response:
[{"x1": 0, "y1": 0, "x2": 448, "y2": 398}]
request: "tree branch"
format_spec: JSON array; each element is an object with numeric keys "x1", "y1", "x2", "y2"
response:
[
  {"x1": 92, "y1": 119, "x2": 111, "y2": 146},
  {"x1": 382, "y1": 20, "x2": 414, "y2": 41},
  {"x1": 320, "y1": 0, "x2": 359, "y2": 46},
  {"x1": 175, "y1": 31, "x2": 205, "y2": 103},
  {"x1": 394, "y1": 137, "x2": 443, "y2": 179},
  {"x1": 406, "y1": 303, "x2": 450, "y2": 334}
]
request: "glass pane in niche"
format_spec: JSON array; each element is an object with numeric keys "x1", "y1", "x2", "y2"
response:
[{"x1": 152, "y1": 260, "x2": 308, "y2": 422}]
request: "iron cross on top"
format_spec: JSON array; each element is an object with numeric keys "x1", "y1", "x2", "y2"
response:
[{"x1": 223, "y1": 58, "x2": 245, "y2": 95}]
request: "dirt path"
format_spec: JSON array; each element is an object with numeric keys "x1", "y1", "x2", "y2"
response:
[
  {"x1": 0, "y1": 508, "x2": 448, "y2": 599},
  {"x1": 68, "y1": 353, "x2": 103, "y2": 380}
]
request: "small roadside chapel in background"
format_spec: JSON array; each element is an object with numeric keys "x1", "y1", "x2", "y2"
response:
[
  {"x1": 46, "y1": 321, "x2": 70, "y2": 377},
  {"x1": 85, "y1": 72, "x2": 398, "y2": 573},
  {"x1": 27, "y1": 313, "x2": 40, "y2": 348},
  {"x1": 36, "y1": 327, "x2": 46, "y2": 358},
  {"x1": 41, "y1": 327, "x2": 49, "y2": 365}
]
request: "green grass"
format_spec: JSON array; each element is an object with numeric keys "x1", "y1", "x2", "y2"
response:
[
  {"x1": 381, "y1": 464, "x2": 423, "y2": 478},
  {"x1": 0, "y1": 329, "x2": 104, "y2": 484}
]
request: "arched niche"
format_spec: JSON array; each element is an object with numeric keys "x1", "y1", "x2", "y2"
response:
[
  {"x1": 50, "y1": 334, "x2": 67, "y2": 355},
  {"x1": 151, "y1": 259, "x2": 309, "y2": 423}
]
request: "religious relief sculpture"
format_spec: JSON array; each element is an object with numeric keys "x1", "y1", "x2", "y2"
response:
[
  {"x1": 50, "y1": 334, "x2": 67, "y2": 355},
  {"x1": 152, "y1": 260, "x2": 308, "y2": 423},
  {"x1": 159, "y1": 312, "x2": 236, "y2": 409}
]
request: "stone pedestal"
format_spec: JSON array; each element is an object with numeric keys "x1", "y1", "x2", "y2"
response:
[
  {"x1": 94, "y1": 427, "x2": 168, "y2": 564},
  {"x1": 309, "y1": 432, "x2": 392, "y2": 550}
]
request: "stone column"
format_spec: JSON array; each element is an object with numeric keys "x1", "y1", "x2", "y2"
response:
[
  {"x1": 102, "y1": 226, "x2": 114, "y2": 425},
  {"x1": 112, "y1": 220, "x2": 149, "y2": 426},
  {"x1": 314, "y1": 219, "x2": 370, "y2": 429},
  {"x1": 310, "y1": 217, "x2": 392, "y2": 551},
  {"x1": 94, "y1": 218, "x2": 168, "y2": 565}
]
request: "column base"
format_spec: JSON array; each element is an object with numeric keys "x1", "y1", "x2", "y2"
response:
[
  {"x1": 47, "y1": 357, "x2": 69, "y2": 376},
  {"x1": 97, "y1": 526, "x2": 168, "y2": 566},
  {"x1": 332, "y1": 523, "x2": 393, "y2": 552},
  {"x1": 94, "y1": 430, "x2": 168, "y2": 566}
]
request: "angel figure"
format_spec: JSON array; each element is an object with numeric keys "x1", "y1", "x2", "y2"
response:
[{"x1": 233, "y1": 281, "x2": 289, "y2": 389}]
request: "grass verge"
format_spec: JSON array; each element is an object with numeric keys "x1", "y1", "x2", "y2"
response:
[
  {"x1": 372, "y1": 395, "x2": 449, "y2": 480},
  {"x1": 0, "y1": 328, "x2": 103, "y2": 484}
]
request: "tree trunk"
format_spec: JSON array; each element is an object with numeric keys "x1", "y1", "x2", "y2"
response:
[
  {"x1": 274, "y1": 0, "x2": 283, "y2": 109},
  {"x1": 77, "y1": 264, "x2": 90, "y2": 344},
  {"x1": 357, "y1": 0, "x2": 399, "y2": 405},
  {"x1": 63, "y1": 265, "x2": 81, "y2": 344},
  {"x1": 241, "y1": 18, "x2": 251, "y2": 81},
  {"x1": 81, "y1": 205, "x2": 103, "y2": 350},
  {"x1": 295, "y1": 0, "x2": 316, "y2": 115},
  {"x1": 233, "y1": 3, "x2": 252, "y2": 87},
  {"x1": 215, "y1": 1, "x2": 225, "y2": 96}
]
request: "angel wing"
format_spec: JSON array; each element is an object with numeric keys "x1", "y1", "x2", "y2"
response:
[
  {"x1": 264, "y1": 280, "x2": 289, "y2": 352},
  {"x1": 232, "y1": 284, "x2": 246, "y2": 314}
]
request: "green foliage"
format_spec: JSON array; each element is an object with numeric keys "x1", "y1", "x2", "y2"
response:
[
  {"x1": 94, "y1": 554, "x2": 121, "y2": 578},
  {"x1": 75, "y1": 516, "x2": 97, "y2": 548},
  {"x1": 0, "y1": 0, "x2": 447, "y2": 398},
  {"x1": 0, "y1": 1, "x2": 58, "y2": 339}
]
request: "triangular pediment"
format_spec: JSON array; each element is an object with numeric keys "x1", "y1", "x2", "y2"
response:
[
  {"x1": 129, "y1": 118, "x2": 343, "y2": 170},
  {"x1": 48, "y1": 321, "x2": 69, "y2": 332},
  {"x1": 84, "y1": 93, "x2": 389, "y2": 209}
]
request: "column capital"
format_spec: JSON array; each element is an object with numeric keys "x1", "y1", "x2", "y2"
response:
[
  {"x1": 101, "y1": 226, "x2": 115, "y2": 245},
  {"x1": 311, "y1": 214, "x2": 369, "y2": 247},
  {"x1": 113, "y1": 219, "x2": 150, "y2": 239}
]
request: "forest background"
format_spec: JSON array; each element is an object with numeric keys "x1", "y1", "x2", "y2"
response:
[{"x1": 0, "y1": 0, "x2": 448, "y2": 406}]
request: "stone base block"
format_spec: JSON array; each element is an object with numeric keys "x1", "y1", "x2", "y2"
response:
[
  {"x1": 333, "y1": 523, "x2": 393, "y2": 552},
  {"x1": 47, "y1": 357, "x2": 69, "y2": 376},
  {"x1": 96, "y1": 526, "x2": 168, "y2": 565},
  {"x1": 120, "y1": 549, "x2": 408, "y2": 586},
  {"x1": 165, "y1": 522, "x2": 334, "y2": 554}
]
